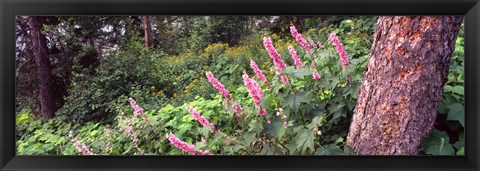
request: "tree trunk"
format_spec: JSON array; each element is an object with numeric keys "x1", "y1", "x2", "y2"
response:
[
  {"x1": 143, "y1": 16, "x2": 153, "y2": 48},
  {"x1": 346, "y1": 16, "x2": 463, "y2": 155},
  {"x1": 27, "y1": 16, "x2": 59, "y2": 120}
]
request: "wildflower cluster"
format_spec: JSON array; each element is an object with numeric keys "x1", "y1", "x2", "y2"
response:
[
  {"x1": 187, "y1": 106, "x2": 215, "y2": 132},
  {"x1": 329, "y1": 33, "x2": 350, "y2": 69},
  {"x1": 242, "y1": 73, "x2": 267, "y2": 116},
  {"x1": 116, "y1": 112, "x2": 143, "y2": 153},
  {"x1": 129, "y1": 97, "x2": 152, "y2": 124},
  {"x1": 250, "y1": 60, "x2": 270, "y2": 87},
  {"x1": 206, "y1": 71, "x2": 231, "y2": 100},
  {"x1": 165, "y1": 133, "x2": 212, "y2": 155},
  {"x1": 288, "y1": 46, "x2": 303, "y2": 69},
  {"x1": 263, "y1": 37, "x2": 287, "y2": 75},
  {"x1": 290, "y1": 25, "x2": 311, "y2": 52},
  {"x1": 69, "y1": 131, "x2": 94, "y2": 155}
]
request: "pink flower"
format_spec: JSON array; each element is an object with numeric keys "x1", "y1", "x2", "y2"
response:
[
  {"x1": 166, "y1": 133, "x2": 212, "y2": 155},
  {"x1": 281, "y1": 75, "x2": 289, "y2": 85},
  {"x1": 290, "y1": 25, "x2": 311, "y2": 52},
  {"x1": 250, "y1": 60, "x2": 270, "y2": 87},
  {"x1": 69, "y1": 131, "x2": 94, "y2": 155},
  {"x1": 288, "y1": 46, "x2": 303, "y2": 69},
  {"x1": 317, "y1": 41, "x2": 325, "y2": 50},
  {"x1": 197, "y1": 150, "x2": 212, "y2": 155},
  {"x1": 129, "y1": 98, "x2": 151, "y2": 124},
  {"x1": 232, "y1": 102, "x2": 243, "y2": 114},
  {"x1": 312, "y1": 72, "x2": 321, "y2": 80},
  {"x1": 283, "y1": 121, "x2": 288, "y2": 126},
  {"x1": 308, "y1": 37, "x2": 317, "y2": 49},
  {"x1": 311, "y1": 56, "x2": 317, "y2": 67},
  {"x1": 206, "y1": 71, "x2": 231, "y2": 100},
  {"x1": 117, "y1": 113, "x2": 140, "y2": 143},
  {"x1": 329, "y1": 33, "x2": 350, "y2": 69},
  {"x1": 258, "y1": 108, "x2": 268, "y2": 116},
  {"x1": 243, "y1": 73, "x2": 263, "y2": 107},
  {"x1": 266, "y1": 120, "x2": 271, "y2": 124},
  {"x1": 188, "y1": 106, "x2": 215, "y2": 131},
  {"x1": 263, "y1": 37, "x2": 287, "y2": 75}
]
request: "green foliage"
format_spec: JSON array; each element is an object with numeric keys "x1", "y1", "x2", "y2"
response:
[
  {"x1": 16, "y1": 17, "x2": 463, "y2": 156},
  {"x1": 419, "y1": 130, "x2": 455, "y2": 155}
]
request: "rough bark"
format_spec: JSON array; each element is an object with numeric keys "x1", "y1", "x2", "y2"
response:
[
  {"x1": 27, "y1": 16, "x2": 59, "y2": 120},
  {"x1": 143, "y1": 16, "x2": 153, "y2": 48},
  {"x1": 346, "y1": 16, "x2": 463, "y2": 155}
]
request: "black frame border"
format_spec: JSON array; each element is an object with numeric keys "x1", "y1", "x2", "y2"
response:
[{"x1": 1, "y1": 0, "x2": 479, "y2": 170}]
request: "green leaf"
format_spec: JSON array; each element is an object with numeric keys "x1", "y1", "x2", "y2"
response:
[
  {"x1": 260, "y1": 144, "x2": 274, "y2": 155},
  {"x1": 293, "y1": 68, "x2": 312, "y2": 79},
  {"x1": 420, "y1": 129, "x2": 455, "y2": 155},
  {"x1": 314, "y1": 144, "x2": 345, "y2": 155},
  {"x1": 248, "y1": 120, "x2": 263, "y2": 134},
  {"x1": 264, "y1": 122, "x2": 286, "y2": 138},
  {"x1": 295, "y1": 129, "x2": 315, "y2": 154},
  {"x1": 283, "y1": 91, "x2": 311, "y2": 111},
  {"x1": 447, "y1": 103, "x2": 464, "y2": 127},
  {"x1": 454, "y1": 132, "x2": 464, "y2": 150},
  {"x1": 241, "y1": 132, "x2": 256, "y2": 146},
  {"x1": 456, "y1": 147, "x2": 464, "y2": 155},
  {"x1": 194, "y1": 142, "x2": 207, "y2": 151}
]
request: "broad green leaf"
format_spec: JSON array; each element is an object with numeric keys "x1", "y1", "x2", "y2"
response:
[
  {"x1": 456, "y1": 147, "x2": 464, "y2": 155},
  {"x1": 295, "y1": 129, "x2": 315, "y2": 154},
  {"x1": 241, "y1": 132, "x2": 256, "y2": 146},
  {"x1": 293, "y1": 68, "x2": 312, "y2": 79},
  {"x1": 314, "y1": 144, "x2": 345, "y2": 155},
  {"x1": 260, "y1": 144, "x2": 274, "y2": 155},
  {"x1": 454, "y1": 132, "x2": 464, "y2": 150},
  {"x1": 420, "y1": 129, "x2": 455, "y2": 155},
  {"x1": 264, "y1": 122, "x2": 286, "y2": 138},
  {"x1": 194, "y1": 142, "x2": 206, "y2": 151},
  {"x1": 447, "y1": 103, "x2": 465, "y2": 127},
  {"x1": 248, "y1": 120, "x2": 263, "y2": 134},
  {"x1": 283, "y1": 91, "x2": 311, "y2": 111}
]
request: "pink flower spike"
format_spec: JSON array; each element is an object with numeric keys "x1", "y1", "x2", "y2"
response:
[
  {"x1": 263, "y1": 37, "x2": 287, "y2": 75},
  {"x1": 288, "y1": 46, "x2": 303, "y2": 69},
  {"x1": 128, "y1": 97, "x2": 144, "y2": 117},
  {"x1": 197, "y1": 150, "x2": 213, "y2": 155},
  {"x1": 329, "y1": 33, "x2": 350, "y2": 70},
  {"x1": 69, "y1": 131, "x2": 94, "y2": 155},
  {"x1": 243, "y1": 73, "x2": 264, "y2": 107},
  {"x1": 250, "y1": 60, "x2": 271, "y2": 87},
  {"x1": 313, "y1": 72, "x2": 321, "y2": 80},
  {"x1": 206, "y1": 71, "x2": 231, "y2": 100},
  {"x1": 165, "y1": 133, "x2": 197, "y2": 155},
  {"x1": 188, "y1": 107, "x2": 215, "y2": 131},
  {"x1": 290, "y1": 25, "x2": 311, "y2": 52},
  {"x1": 308, "y1": 37, "x2": 318, "y2": 49},
  {"x1": 128, "y1": 97, "x2": 151, "y2": 124}
]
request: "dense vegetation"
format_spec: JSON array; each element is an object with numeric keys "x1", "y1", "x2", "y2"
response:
[{"x1": 15, "y1": 16, "x2": 464, "y2": 155}]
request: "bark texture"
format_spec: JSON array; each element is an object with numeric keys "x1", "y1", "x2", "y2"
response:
[
  {"x1": 346, "y1": 16, "x2": 463, "y2": 155},
  {"x1": 28, "y1": 16, "x2": 59, "y2": 120},
  {"x1": 143, "y1": 16, "x2": 153, "y2": 48}
]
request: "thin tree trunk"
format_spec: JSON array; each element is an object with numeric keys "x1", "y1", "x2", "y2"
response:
[
  {"x1": 28, "y1": 16, "x2": 58, "y2": 120},
  {"x1": 346, "y1": 16, "x2": 463, "y2": 155},
  {"x1": 143, "y1": 16, "x2": 153, "y2": 48}
]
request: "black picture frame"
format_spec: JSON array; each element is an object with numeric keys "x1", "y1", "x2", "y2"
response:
[{"x1": 1, "y1": 0, "x2": 479, "y2": 170}]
